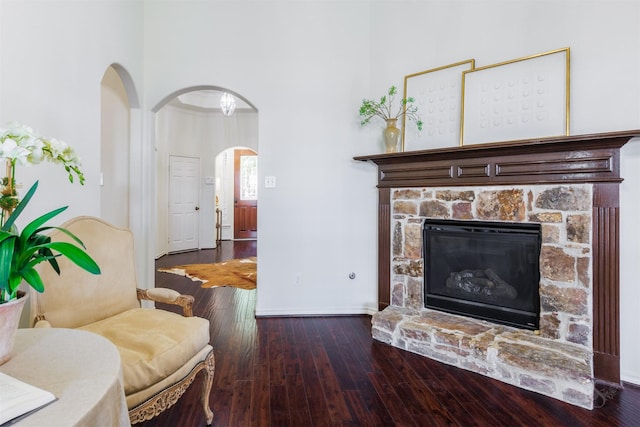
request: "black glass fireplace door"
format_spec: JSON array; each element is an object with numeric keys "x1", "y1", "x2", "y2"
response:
[{"x1": 423, "y1": 219, "x2": 541, "y2": 330}]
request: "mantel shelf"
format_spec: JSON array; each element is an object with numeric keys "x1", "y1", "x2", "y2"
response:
[
  {"x1": 354, "y1": 129, "x2": 640, "y2": 163},
  {"x1": 354, "y1": 129, "x2": 640, "y2": 188}
]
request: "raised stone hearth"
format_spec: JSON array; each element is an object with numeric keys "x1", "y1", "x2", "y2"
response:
[
  {"x1": 373, "y1": 307, "x2": 592, "y2": 408},
  {"x1": 355, "y1": 130, "x2": 640, "y2": 409}
]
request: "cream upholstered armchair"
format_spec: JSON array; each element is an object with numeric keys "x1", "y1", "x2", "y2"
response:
[{"x1": 29, "y1": 216, "x2": 215, "y2": 425}]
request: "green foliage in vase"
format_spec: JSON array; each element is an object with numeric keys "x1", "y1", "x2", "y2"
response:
[
  {"x1": 0, "y1": 181, "x2": 100, "y2": 303},
  {"x1": 358, "y1": 86, "x2": 423, "y2": 131}
]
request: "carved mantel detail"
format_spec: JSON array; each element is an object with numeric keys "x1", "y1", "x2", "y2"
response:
[{"x1": 355, "y1": 130, "x2": 640, "y2": 386}]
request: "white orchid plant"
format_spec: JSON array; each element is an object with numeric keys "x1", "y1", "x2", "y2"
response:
[
  {"x1": 0, "y1": 122, "x2": 99, "y2": 304},
  {"x1": 0, "y1": 122, "x2": 84, "y2": 224}
]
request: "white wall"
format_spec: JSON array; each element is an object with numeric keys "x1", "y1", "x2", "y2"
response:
[
  {"x1": 0, "y1": 1, "x2": 147, "y2": 274},
  {"x1": 0, "y1": 0, "x2": 144, "y2": 217},
  {"x1": 144, "y1": 1, "x2": 378, "y2": 317}
]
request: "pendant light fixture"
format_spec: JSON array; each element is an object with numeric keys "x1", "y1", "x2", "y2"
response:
[{"x1": 220, "y1": 92, "x2": 236, "y2": 116}]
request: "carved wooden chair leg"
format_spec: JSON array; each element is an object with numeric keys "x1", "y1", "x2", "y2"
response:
[{"x1": 202, "y1": 350, "x2": 215, "y2": 425}]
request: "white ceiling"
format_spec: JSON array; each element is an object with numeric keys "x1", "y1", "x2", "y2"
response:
[{"x1": 170, "y1": 90, "x2": 253, "y2": 113}]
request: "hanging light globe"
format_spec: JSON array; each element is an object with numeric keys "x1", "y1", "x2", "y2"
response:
[{"x1": 220, "y1": 92, "x2": 236, "y2": 116}]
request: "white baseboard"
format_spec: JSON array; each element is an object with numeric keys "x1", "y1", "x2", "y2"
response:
[
  {"x1": 621, "y1": 371, "x2": 640, "y2": 386},
  {"x1": 255, "y1": 306, "x2": 378, "y2": 317}
]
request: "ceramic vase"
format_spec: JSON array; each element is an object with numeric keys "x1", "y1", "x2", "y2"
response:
[
  {"x1": 0, "y1": 291, "x2": 27, "y2": 365},
  {"x1": 383, "y1": 118, "x2": 401, "y2": 153}
]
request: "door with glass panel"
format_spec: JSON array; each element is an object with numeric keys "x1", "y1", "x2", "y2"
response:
[{"x1": 233, "y1": 149, "x2": 257, "y2": 239}]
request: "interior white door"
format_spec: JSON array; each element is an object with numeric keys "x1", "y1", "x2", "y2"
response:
[{"x1": 168, "y1": 156, "x2": 200, "y2": 253}]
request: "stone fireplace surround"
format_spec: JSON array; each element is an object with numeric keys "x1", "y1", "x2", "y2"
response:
[{"x1": 354, "y1": 130, "x2": 640, "y2": 409}]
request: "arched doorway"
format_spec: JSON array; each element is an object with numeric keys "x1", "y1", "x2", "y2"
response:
[
  {"x1": 152, "y1": 87, "x2": 258, "y2": 256},
  {"x1": 99, "y1": 63, "x2": 149, "y2": 288}
]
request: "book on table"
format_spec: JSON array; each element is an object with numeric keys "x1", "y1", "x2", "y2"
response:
[{"x1": 0, "y1": 372, "x2": 57, "y2": 425}]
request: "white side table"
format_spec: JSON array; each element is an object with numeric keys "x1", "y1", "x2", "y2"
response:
[{"x1": 0, "y1": 328, "x2": 130, "y2": 427}]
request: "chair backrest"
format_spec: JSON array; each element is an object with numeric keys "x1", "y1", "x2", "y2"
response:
[{"x1": 30, "y1": 216, "x2": 140, "y2": 328}]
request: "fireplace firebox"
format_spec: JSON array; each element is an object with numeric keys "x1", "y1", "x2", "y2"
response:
[{"x1": 423, "y1": 219, "x2": 541, "y2": 330}]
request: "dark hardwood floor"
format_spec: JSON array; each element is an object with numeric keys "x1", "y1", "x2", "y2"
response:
[{"x1": 140, "y1": 240, "x2": 640, "y2": 427}]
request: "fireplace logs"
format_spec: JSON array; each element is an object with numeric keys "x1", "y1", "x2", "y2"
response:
[{"x1": 446, "y1": 268, "x2": 518, "y2": 300}]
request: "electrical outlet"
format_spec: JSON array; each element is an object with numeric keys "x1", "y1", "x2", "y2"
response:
[{"x1": 294, "y1": 273, "x2": 302, "y2": 286}]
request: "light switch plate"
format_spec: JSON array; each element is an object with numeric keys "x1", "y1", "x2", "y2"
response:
[{"x1": 264, "y1": 176, "x2": 277, "y2": 188}]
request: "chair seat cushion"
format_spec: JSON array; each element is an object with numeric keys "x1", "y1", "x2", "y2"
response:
[{"x1": 79, "y1": 308, "x2": 210, "y2": 395}]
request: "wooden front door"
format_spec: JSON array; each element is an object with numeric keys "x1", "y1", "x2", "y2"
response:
[{"x1": 233, "y1": 149, "x2": 257, "y2": 239}]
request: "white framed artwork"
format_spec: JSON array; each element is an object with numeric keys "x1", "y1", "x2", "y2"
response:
[
  {"x1": 460, "y1": 47, "x2": 570, "y2": 146},
  {"x1": 402, "y1": 59, "x2": 475, "y2": 152}
]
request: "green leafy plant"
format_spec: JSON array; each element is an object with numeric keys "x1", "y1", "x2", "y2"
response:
[
  {"x1": 0, "y1": 181, "x2": 100, "y2": 303},
  {"x1": 358, "y1": 86, "x2": 423, "y2": 131}
]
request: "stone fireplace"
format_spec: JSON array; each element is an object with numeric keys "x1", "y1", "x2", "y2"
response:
[{"x1": 354, "y1": 130, "x2": 640, "y2": 409}]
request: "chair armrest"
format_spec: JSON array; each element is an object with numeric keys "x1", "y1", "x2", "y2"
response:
[
  {"x1": 137, "y1": 288, "x2": 194, "y2": 317},
  {"x1": 34, "y1": 319, "x2": 52, "y2": 328}
]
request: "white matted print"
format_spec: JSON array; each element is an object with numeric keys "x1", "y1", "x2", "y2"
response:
[
  {"x1": 461, "y1": 48, "x2": 570, "y2": 146},
  {"x1": 402, "y1": 59, "x2": 475, "y2": 151}
]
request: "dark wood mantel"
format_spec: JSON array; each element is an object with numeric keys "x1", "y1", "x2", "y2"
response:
[
  {"x1": 354, "y1": 130, "x2": 640, "y2": 188},
  {"x1": 355, "y1": 129, "x2": 640, "y2": 386}
]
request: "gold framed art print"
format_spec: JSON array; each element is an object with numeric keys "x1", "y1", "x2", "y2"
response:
[
  {"x1": 460, "y1": 47, "x2": 570, "y2": 146},
  {"x1": 402, "y1": 59, "x2": 475, "y2": 151}
]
